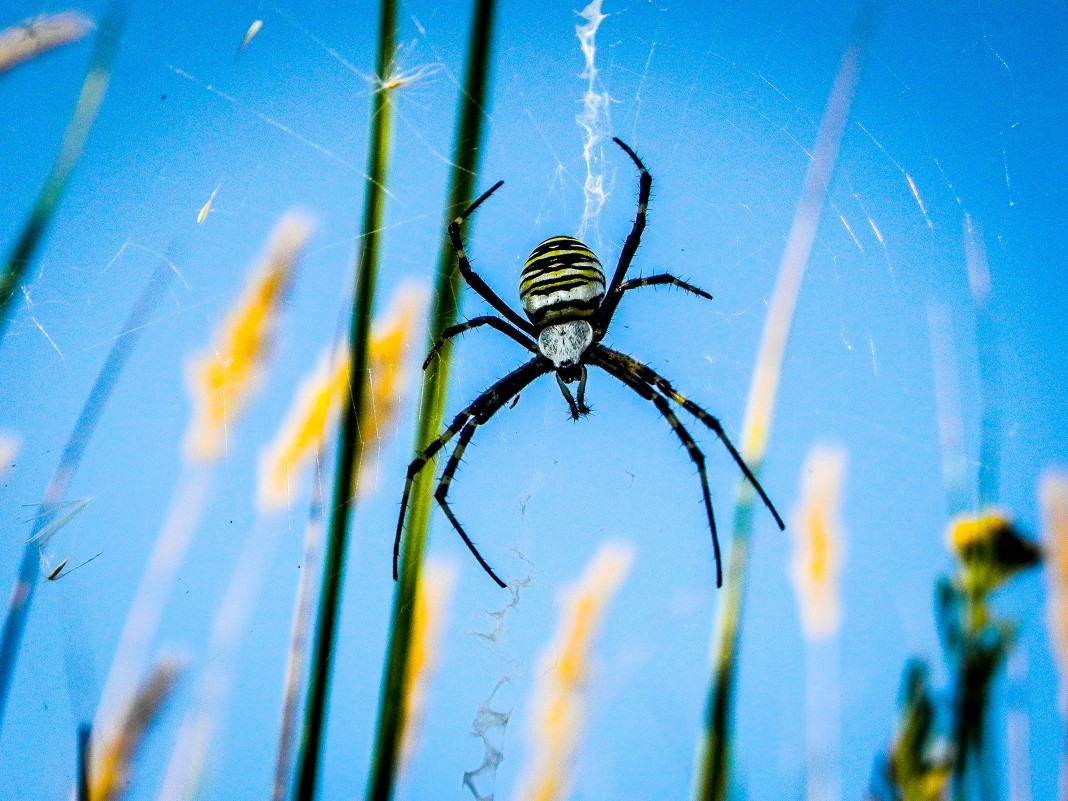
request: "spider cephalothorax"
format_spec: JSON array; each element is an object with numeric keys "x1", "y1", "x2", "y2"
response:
[{"x1": 395, "y1": 138, "x2": 784, "y2": 589}]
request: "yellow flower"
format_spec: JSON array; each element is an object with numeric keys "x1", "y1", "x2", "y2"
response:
[
  {"x1": 355, "y1": 282, "x2": 427, "y2": 497},
  {"x1": 185, "y1": 212, "x2": 314, "y2": 462},
  {"x1": 790, "y1": 445, "x2": 847, "y2": 640},
  {"x1": 399, "y1": 559, "x2": 457, "y2": 772},
  {"x1": 513, "y1": 543, "x2": 634, "y2": 801},
  {"x1": 257, "y1": 343, "x2": 349, "y2": 512},
  {"x1": 255, "y1": 282, "x2": 425, "y2": 511},
  {"x1": 947, "y1": 507, "x2": 1041, "y2": 594}
]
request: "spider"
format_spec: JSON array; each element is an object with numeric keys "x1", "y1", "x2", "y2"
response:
[{"x1": 393, "y1": 137, "x2": 784, "y2": 589}]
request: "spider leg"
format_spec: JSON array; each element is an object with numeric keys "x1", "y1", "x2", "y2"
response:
[
  {"x1": 393, "y1": 356, "x2": 550, "y2": 580},
  {"x1": 591, "y1": 345, "x2": 785, "y2": 531},
  {"x1": 423, "y1": 315, "x2": 538, "y2": 370},
  {"x1": 448, "y1": 183, "x2": 537, "y2": 336},
  {"x1": 595, "y1": 138, "x2": 651, "y2": 334},
  {"x1": 592, "y1": 358, "x2": 722, "y2": 586},
  {"x1": 596, "y1": 274, "x2": 712, "y2": 334},
  {"x1": 576, "y1": 365, "x2": 590, "y2": 414},
  {"x1": 434, "y1": 422, "x2": 507, "y2": 587},
  {"x1": 556, "y1": 373, "x2": 581, "y2": 419}
]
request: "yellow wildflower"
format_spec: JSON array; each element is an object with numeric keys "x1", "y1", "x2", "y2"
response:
[
  {"x1": 513, "y1": 542, "x2": 634, "y2": 801},
  {"x1": 356, "y1": 282, "x2": 427, "y2": 497},
  {"x1": 399, "y1": 559, "x2": 457, "y2": 772},
  {"x1": 790, "y1": 445, "x2": 847, "y2": 640},
  {"x1": 185, "y1": 212, "x2": 314, "y2": 462},
  {"x1": 256, "y1": 282, "x2": 425, "y2": 511},
  {"x1": 947, "y1": 507, "x2": 1041, "y2": 594},
  {"x1": 257, "y1": 343, "x2": 349, "y2": 512}
]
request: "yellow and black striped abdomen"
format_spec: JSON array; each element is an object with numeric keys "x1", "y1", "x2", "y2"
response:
[{"x1": 519, "y1": 236, "x2": 605, "y2": 327}]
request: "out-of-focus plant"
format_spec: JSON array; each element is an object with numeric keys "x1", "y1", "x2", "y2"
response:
[
  {"x1": 89, "y1": 656, "x2": 183, "y2": 801},
  {"x1": 0, "y1": 262, "x2": 171, "y2": 730},
  {"x1": 512, "y1": 542, "x2": 634, "y2": 801},
  {"x1": 873, "y1": 509, "x2": 1041, "y2": 801},
  {"x1": 692, "y1": 4, "x2": 879, "y2": 798},
  {"x1": 876, "y1": 661, "x2": 953, "y2": 801},
  {"x1": 940, "y1": 510, "x2": 1040, "y2": 801},
  {"x1": 0, "y1": 3, "x2": 127, "y2": 334},
  {"x1": 791, "y1": 446, "x2": 847, "y2": 801}
]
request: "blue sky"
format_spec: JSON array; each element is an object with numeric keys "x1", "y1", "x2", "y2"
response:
[{"x1": 0, "y1": 0, "x2": 1065, "y2": 799}]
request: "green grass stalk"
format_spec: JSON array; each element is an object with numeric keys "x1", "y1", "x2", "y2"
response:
[
  {"x1": 365, "y1": 0, "x2": 498, "y2": 797},
  {"x1": 0, "y1": 0, "x2": 129, "y2": 336},
  {"x1": 291, "y1": 0, "x2": 397, "y2": 796},
  {"x1": 691, "y1": 5, "x2": 878, "y2": 799}
]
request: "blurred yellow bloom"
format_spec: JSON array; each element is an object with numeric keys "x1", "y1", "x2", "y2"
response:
[
  {"x1": 790, "y1": 445, "x2": 847, "y2": 641},
  {"x1": 185, "y1": 212, "x2": 314, "y2": 463},
  {"x1": 256, "y1": 282, "x2": 425, "y2": 511},
  {"x1": 0, "y1": 12, "x2": 92, "y2": 74},
  {"x1": 946, "y1": 507, "x2": 1041, "y2": 594},
  {"x1": 1042, "y1": 472, "x2": 1068, "y2": 708},
  {"x1": 356, "y1": 282, "x2": 426, "y2": 497},
  {"x1": 258, "y1": 343, "x2": 349, "y2": 512},
  {"x1": 399, "y1": 558, "x2": 457, "y2": 772},
  {"x1": 513, "y1": 542, "x2": 634, "y2": 801},
  {"x1": 92, "y1": 657, "x2": 182, "y2": 801}
]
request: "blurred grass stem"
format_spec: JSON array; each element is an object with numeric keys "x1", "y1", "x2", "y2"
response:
[
  {"x1": 0, "y1": 263, "x2": 171, "y2": 731},
  {"x1": 365, "y1": 0, "x2": 498, "y2": 798},
  {"x1": 692, "y1": 4, "x2": 878, "y2": 799},
  {"x1": 0, "y1": 1, "x2": 128, "y2": 336},
  {"x1": 292, "y1": 0, "x2": 397, "y2": 796}
]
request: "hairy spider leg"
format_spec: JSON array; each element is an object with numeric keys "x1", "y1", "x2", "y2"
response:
[
  {"x1": 595, "y1": 357, "x2": 723, "y2": 586},
  {"x1": 594, "y1": 138, "x2": 652, "y2": 337},
  {"x1": 393, "y1": 357, "x2": 551, "y2": 581},
  {"x1": 447, "y1": 182, "x2": 536, "y2": 336},
  {"x1": 592, "y1": 346, "x2": 785, "y2": 531},
  {"x1": 555, "y1": 372, "x2": 585, "y2": 419},
  {"x1": 432, "y1": 354, "x2": 537, "y2": 586},
  {"x1": 434, "y1": 422, "x2": 505, "y2": 586},
  {"x1": 596, "y1": 273, "x2": 713, "y2": 333},
  {"x1": 423, "y1": 315, "x2": 538, "y2": 370}
]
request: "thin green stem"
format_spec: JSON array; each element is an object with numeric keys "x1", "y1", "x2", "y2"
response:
[
  {"x1": 692, "y1": 486, "x2": 756, "y2": 801},
  {"x1": 365, "y1": 0, "x2": 498, "y2": 798},
  {"x1": 291, "y1": 0, "x2": 397, "y2": 797}
]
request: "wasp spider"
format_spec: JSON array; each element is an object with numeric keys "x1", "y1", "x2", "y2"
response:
[{"x1": 394, "y1": 138, "x2": 784, "y2": 588}]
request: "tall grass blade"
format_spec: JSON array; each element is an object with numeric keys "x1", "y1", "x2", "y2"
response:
[
  {"x1": 365, "y1": 0, "x2": 498, "y2": 797},
  {"x1": 0, "y1": 1, "x2": 129, "y2": 336},
  {"x1": 291, "y1": 0, "x2": 397, "y2": 796},
  {"x1": 0, "y1": 261, "x2": 171, "y2": 731},
  {"x1": 692, "y1": 4, "x2": 879, "y2": 799}
]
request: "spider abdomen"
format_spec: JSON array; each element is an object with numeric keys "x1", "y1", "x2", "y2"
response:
[{"x1": 520, "y1": 236, "x2": 604, "y2": 327}]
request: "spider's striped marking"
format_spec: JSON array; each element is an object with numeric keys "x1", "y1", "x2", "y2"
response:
[{"x1": 520, "y1": 236, "x2": 605, "y2": 327}]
